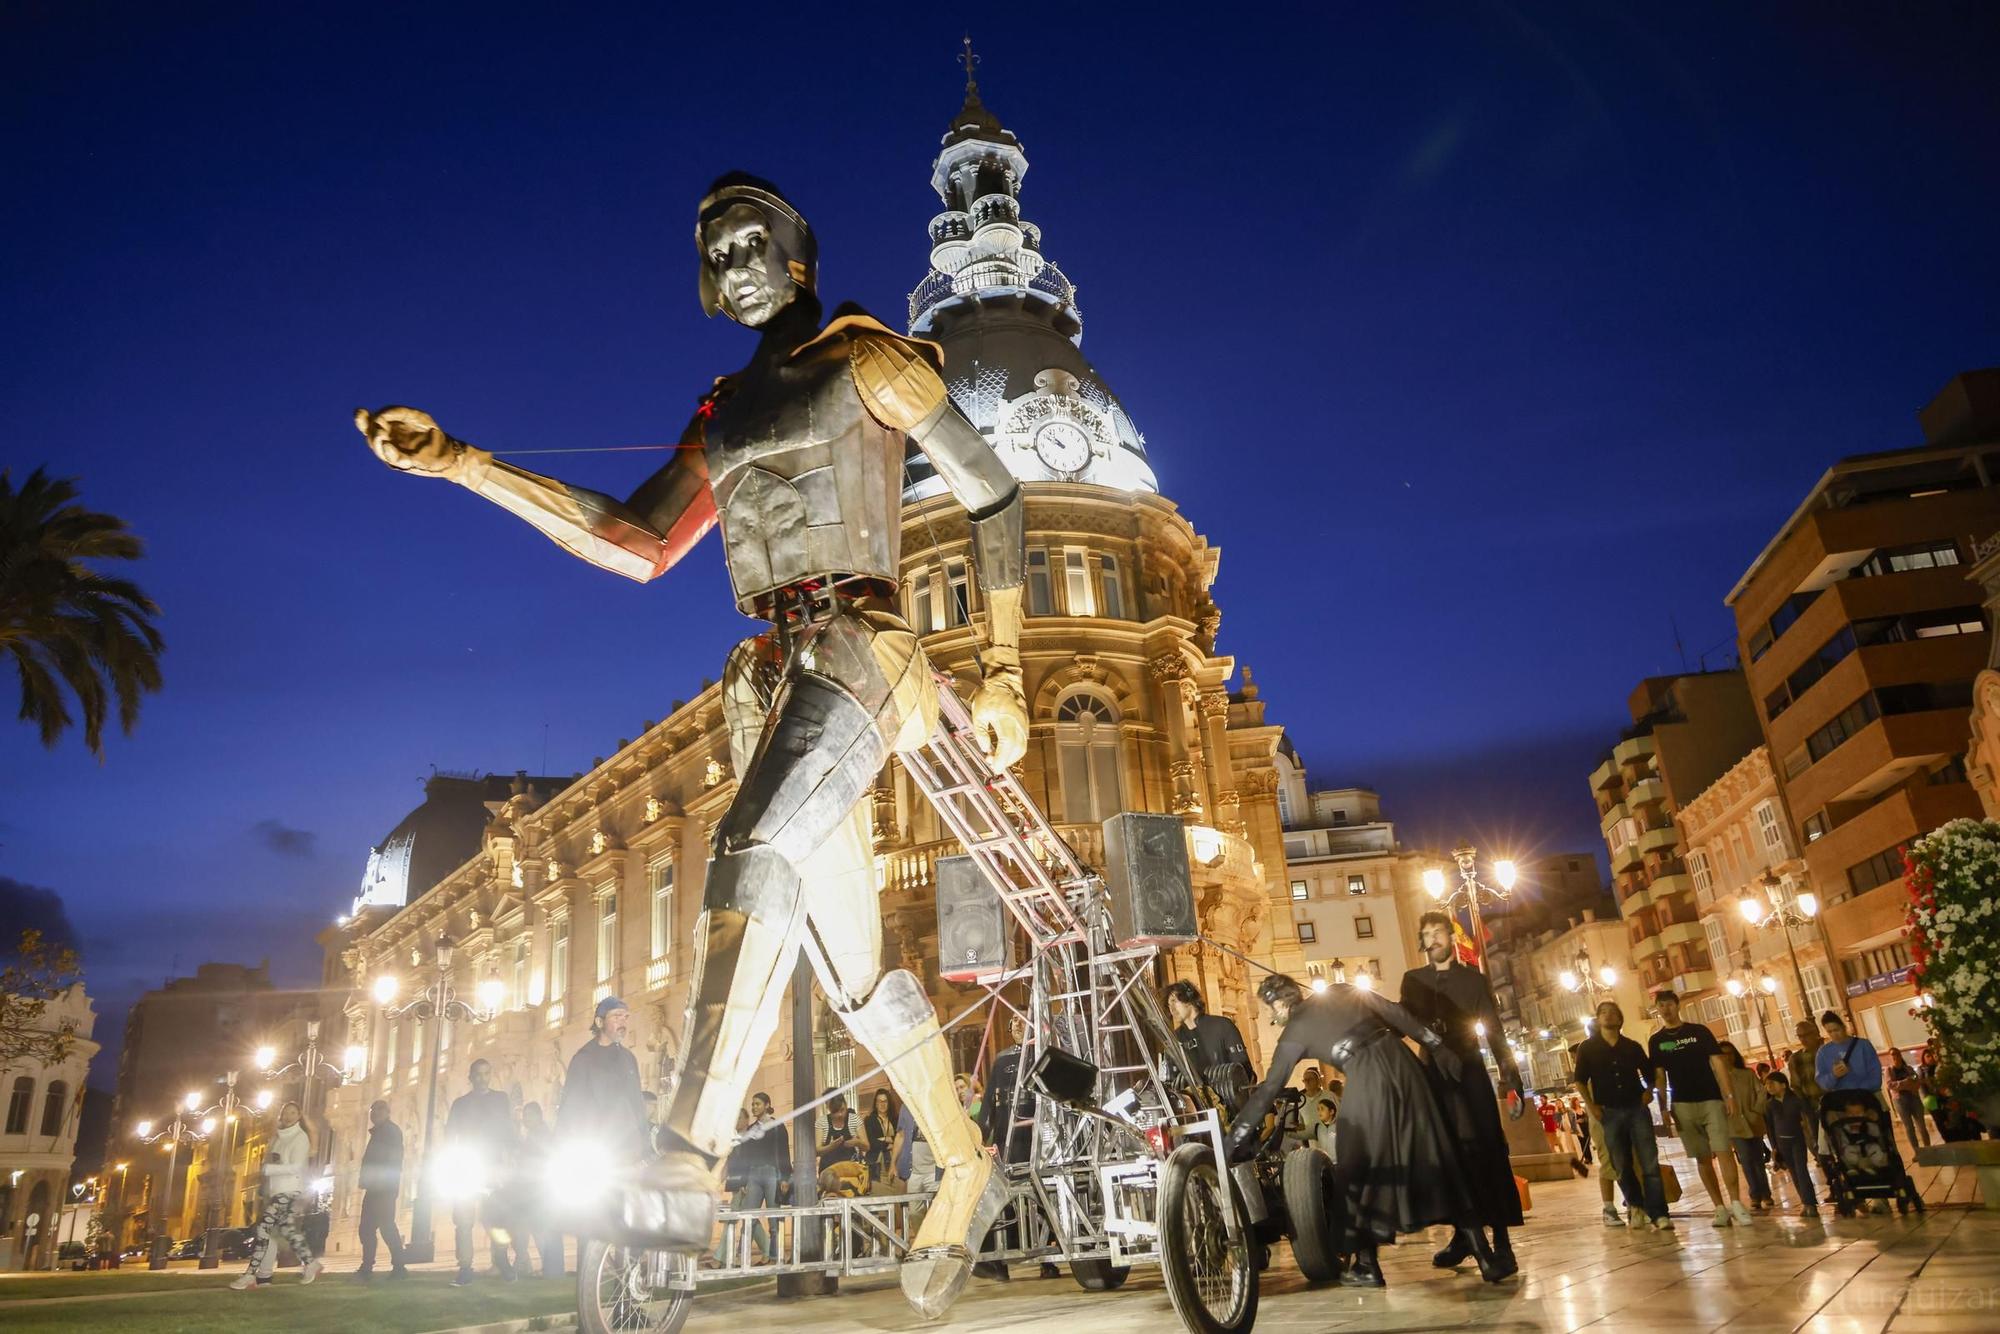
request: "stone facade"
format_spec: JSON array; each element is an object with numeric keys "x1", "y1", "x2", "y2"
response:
[{"x1": 1, "y1": 983, "x2": 96, "y2": 1269}]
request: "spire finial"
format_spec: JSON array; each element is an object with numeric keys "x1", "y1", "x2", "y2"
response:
[{"x1": 960, "y1": 34, "x2": 980, "y2": 94}]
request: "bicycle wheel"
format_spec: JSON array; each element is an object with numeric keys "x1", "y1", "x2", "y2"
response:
[
  {"x1": 1157, "y1": 1142, "x2": 1258, "y2": 1334},
  {"x1": 576, "y1": 1239, "x2": 693, "y2": 1334}
]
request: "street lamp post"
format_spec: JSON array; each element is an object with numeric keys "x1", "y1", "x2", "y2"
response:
[
  {"x1": 188, "y1": 1070, "x2": 274, "y2": 1266},
  {"x1": 133, "y1": 1100, "x2": 211, "y2": 1267},
  {"x1": 372, "y1": 932, "x2": 502, "y2": 1263},
  {"x1": 1558, "y1": 946, "x2": 1619, "y2": 1073},
  {"x1": 1421, "y1": 843, "x2": 1517, "y2": 971},
  {"x1": 1723, "y1": 966, "x2": 1782, "y2": 1063},
  {"x1": 1741, "y1": 871, "x2": 1824, "y2": 1031}
]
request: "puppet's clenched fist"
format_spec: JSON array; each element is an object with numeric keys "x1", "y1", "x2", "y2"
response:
[
  {"x1": 970, "y1": 666, "x2": 1028, "y2": 771},
  {"x1": 355, "y1": 405, "x2": 478, "y2": 482}
]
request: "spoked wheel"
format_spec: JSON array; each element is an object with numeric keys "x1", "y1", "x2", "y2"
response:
[
  {"x1": 576, "y1": 1239, "x2": 693, "y2": 1334},
  {"x1": 1158, "y1": 1142, "x2": 1259, "y2": 1334}
]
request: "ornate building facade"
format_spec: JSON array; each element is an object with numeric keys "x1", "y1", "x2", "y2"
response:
[
  {"x1": 313, "y1": 74, "x2": 1299, "y2": 1256},
  {"x1": 1, "y1": 983, "x2": 96, "y2": 1270}
]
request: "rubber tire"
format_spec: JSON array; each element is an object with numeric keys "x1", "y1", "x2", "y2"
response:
[
  {"x1": 1280, "y1": 1148, "x2": 1343, "y2": 1283},
  {"x1": 1158, "y1": 1142, "x2": 1260, "y2": 1334},
  {"x1": 576, "y1": 1239, "x2": 692, "y2": 1334},
  {"x1": 1072, "y1": 1256, "x2": 1131, "y2": 1291}
]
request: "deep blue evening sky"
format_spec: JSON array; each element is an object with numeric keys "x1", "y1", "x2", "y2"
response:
[{"x1": 4, "y1": 3, "x2": 1997, "y2": 1079}]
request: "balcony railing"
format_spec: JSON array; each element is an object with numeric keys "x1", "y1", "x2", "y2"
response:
[
  {"x1": 646, "y1": 957, "x2": 669, "y2": 990},
  {"x1": 878, "y1": 818, "x2": 1251, "y2": 900},
  {"x1": 909, "y1": 261, "x2": 1080, "y2": 333}
]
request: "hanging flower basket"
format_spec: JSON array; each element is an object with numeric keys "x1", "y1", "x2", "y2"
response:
[{"x1": 1904, "y1": 818, "x2": 2000, "y2": 1118}]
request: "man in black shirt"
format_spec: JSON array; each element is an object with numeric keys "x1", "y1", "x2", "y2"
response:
[
  {"x1": 1572, "y1": 1001, "x2": 1668, "y2": 1230},
  {"x1": 559, "y1": 997, "x2": 652, "y2": 1164},
  {"x1": 1399, "y1": 911, "x2": 1525, "y2": 1272},
  {"x1": 1163, "y1": 980, "x2": 1252, "y2": 1105},
  {"x1": 355, "y1": 1100, "x2": 409, "y2": 1279},
  {"x1": 1646, "y1": 989, "x2": 1752, "y2": 1228},
  {"x1": 445, "y1": 1058, "x2": 520, "y2": 1284}
]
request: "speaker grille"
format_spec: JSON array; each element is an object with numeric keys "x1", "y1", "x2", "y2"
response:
[{"x1": 935, "y1": 854, "x2": 1012, "y2": 981}]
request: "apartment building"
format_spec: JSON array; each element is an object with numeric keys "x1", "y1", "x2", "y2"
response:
[
  {"x1": 1590, "y1": 672, "x2": 1764, "y2": 1017},
  {"x1": 1726, "y1": 369, "x2": 2000, "y2": 1051},
  {"x1": 1275, "y1": 783, "x2": 1428, "y2": 990}
]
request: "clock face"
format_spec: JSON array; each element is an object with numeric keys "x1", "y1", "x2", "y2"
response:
[{"x1": 1033, "y1": 420, "x2": 1092, "y2": 474}]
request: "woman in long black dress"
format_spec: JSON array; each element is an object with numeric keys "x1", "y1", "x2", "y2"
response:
[{"x1": 1227, "y1": 974, "x2": 1513, "y2": 1286}]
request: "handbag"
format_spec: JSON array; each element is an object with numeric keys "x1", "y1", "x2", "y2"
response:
[{"x1": 1660, "y1": 1161, "x2": 1683, "y2": 1204}]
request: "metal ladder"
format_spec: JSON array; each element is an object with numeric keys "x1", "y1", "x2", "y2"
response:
[{"x1": 902, "y1": 673, "x2": 1194, "y2": 1262}]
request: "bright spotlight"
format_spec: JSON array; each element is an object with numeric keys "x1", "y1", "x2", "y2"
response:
[
  {"x1": 1559, "y1": 969, "x2": 1580, "y2": 992},
  {"x1": 343, "y1": 1045, "x2": 368, "y2": 1075},
  {"x1": 254, "y1": 1045, "x2": 277, "y2": 1071},
  {"x1": 1473, "y1": 1019, "x2": 1485, "y2": 1036},
  {"x1": 200, "y1": 1117, "x2": 217, "y2": 1135},
  {"x1": 1421, "y1": 867, "x2": 1448, "y2": 900},
  {"x1": 1310, "y1": 976, "x2": 1329, "y2": 994},
  {"x1": 476, "y1": 978, "x2": 505, "y2": 1013},
  {"x1": 135, "y1": 1120, "x2": 153, "y2": 1139},
  {"x1": 1725, "y1": 978, "x2": 1746, "y2": 998},
  {"x1": 1739, "y1": 897, "x2": 1766, "y2": 925},
  {"x1": 372, "y1": 974, "x2": 400, "y2": 1006},
  {"x1": 1353, "y1": 971, "x2": 1374, "y2": 992},
  {"x1": 1599, "y1": 965, "x2": 1618, "y2": 987},
  {"x1": 1796, "y1": 892, "x2": 1819, "y2": 918},
  {"x1": 183, "y1": 1091, "x2": 203, "y2": 1113},
  {"x1": 1493, "y1": 859, "x2": 1518, "y2": 891},
  {"x1": 255, "y1": 1090, "x2": 274, "y2": 1111}
]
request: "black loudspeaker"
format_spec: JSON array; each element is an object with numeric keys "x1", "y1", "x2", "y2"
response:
[
  {"x1": 1030, "y1": 1047, "x2": 1100, "y2": 1106},
  {"x1": 1102, "y1": 811, "x2": 1198, "y2": 948},
  {"x1": 935, "y1": 854, "x2": 1012, "y2": 981}
]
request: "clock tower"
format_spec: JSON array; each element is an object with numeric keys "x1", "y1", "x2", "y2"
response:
[{"x1": 903, "y1": 45, "x2": 1158, "y2": 496}]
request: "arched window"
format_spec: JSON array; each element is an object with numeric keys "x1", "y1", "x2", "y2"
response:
[
  {"x1": 5, "y1": 1076, "x2": 32, "y2": 1134},
  {"x1": 39, "y1": 1081, "x2": 67, "y2": 1137},
  {"x1": 1055, "y1": 690, "x2": 1125, "y2": 823}
]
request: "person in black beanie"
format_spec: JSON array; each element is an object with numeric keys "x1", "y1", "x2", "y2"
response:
[{"x1": 1229, "y1": 973, "x2": 1511, "y2": 1287}]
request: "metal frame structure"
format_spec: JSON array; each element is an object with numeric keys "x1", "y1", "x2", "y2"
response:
[{"x1": 616, "y1": 671, "x2": 1232, "y2": 1313}]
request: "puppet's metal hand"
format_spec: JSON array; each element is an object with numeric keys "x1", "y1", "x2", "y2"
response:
[
  {"x1": 969, "y1": 663, "x2": 1028, "y2": 770},
  {"x1": 354, "y1": 405, "x2": 480, "y2": 482}
]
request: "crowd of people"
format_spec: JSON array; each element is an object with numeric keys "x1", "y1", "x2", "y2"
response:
[{"x1": 221, "y1": 955, "x2": 1988, "y2": 1295}]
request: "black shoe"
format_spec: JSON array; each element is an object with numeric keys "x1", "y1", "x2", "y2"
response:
[
  {"x1": 972, "y1": 1261, "x2": 1010, "y2": 1281},
  {"x1": 1431, "y1": 1232, "x2": 1473, "y2": 1269},
  {"x1": 1468, "y1": 1230, "x2": 1515, "y2": 1284},
  {"x1": 1339, "y1": 1253, "x2": 1385, "y2": 1288},
  {"x1": 356, "y1": 1269, "x2": 373, "y2": 1283},
  {"x1": 388, "y1": 1267, "x2": 409, "y2": 1280},
  {"x1": 451, "y1": 1273, "x2": 473, "y2": 1288},
  {"x1": 1038, "y1": 1262, "x2": 1060, "y2": 1279}
]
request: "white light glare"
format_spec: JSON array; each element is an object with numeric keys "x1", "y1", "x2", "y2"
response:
[
  {"x1": 372, "y1": 975, "x2": 400, "y2": 1006},
  {"x1": 431, "y1": 1143, "x2": 489, "y2": 1202},
  {"x1": 1309, "y1": 976, "x2": 1328, "y2": 994},
  {"x1": 1353, "y1": 971, "x2": 1374, "y2": 992},
  {"x1": 1422, "y1": 867, "x2": 1448, "y2": 900},
  {"x1": 254, "y1": 1045, "x2": 277, "y2": 1071},
  {"x1": 1493, "y1": 859, "x2": 1518, "y2": 891}
]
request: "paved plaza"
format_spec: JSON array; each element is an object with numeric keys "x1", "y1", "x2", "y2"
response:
[{"x1": 674, "y1": 1150, "x2": 1996, "y2": 1334}]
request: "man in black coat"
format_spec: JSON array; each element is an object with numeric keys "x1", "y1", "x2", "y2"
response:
[
  {"x1": 1398, "y1": 911, "x2": 1525, "y2": 1271},
  {"x1": 355, "y1": 1100, "x2": 408, "y2": 1280}
]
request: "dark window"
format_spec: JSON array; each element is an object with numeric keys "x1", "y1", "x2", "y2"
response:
[
  {"x1": 1929, "y1": 757, "x2": 1971, "y2": 786},
  {"x1": 1876, "y1": 680, "x2": 1974, "y2": 716},
  {"x1": 1297, "y1": 921, "x2": 1317, "y2": 944},
  {"x1": 1762, "y1": 590, "x2": 1822, "y2": 650},
  {"x1": 5, "y1": 1077, "x2": 31, "y2": 1134},
  {"x1": 1803, "y1": 810, "x2": 1829, "y2": 843},
  {"x1": 1845, "y1": 846, "x2": 1906, "y2": 898},
  {"x1": 1784, "y1": 626, "x2": 1858, "y2": 703},
  {"x1": 1805, "y1": 693, "x2": 1880, "y2": 764},
  {"x1": 39, "y1": 1081, "x2": 66, "y2": 1137},
  {"x1": 1747, "y1": 624, "x2": 1775, "y2": 663},
  {"x1": 1765, "y1": 684, "x2": 1792, "y2": 721},
  {"x1": 1025, "y1": 550, "x2": 1052, "y2": 616}
]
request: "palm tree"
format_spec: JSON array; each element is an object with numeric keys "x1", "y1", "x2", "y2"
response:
[{"x1": 0, "y1": 467, "x2": 164, "y2": 758}]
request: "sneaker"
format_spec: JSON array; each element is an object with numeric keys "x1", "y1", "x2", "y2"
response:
[
  {"x1": 1653, "y1": 1216, "x2": 1674, "y2": 1232},
  {"x1": 1627, "y1": 1206, "x2": 1645, "y2": 1229},
  {"x1": 1714, "y1": 1206, "x2": 1734, "y2": 1228},
  {"x1": 451, "y1": 1273, "x2": 474, "y2": 1288},
  {"x1": 1602, "y1": 1205, "x2": 1626, "y2": 1227},
  {"x1": 301, "y1": 1259, "x2": 322, "y2": 1285},
  {"x1": 229, "y1": 1273, "x2": 269, "y2": 1290},
  {"x1": 1728, "y1": 1200, "x2": 1755, "y2": 1226}
]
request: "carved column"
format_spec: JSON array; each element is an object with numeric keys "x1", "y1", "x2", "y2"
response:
[
  {"x1": 1197, "y1": 689, "x2": 1240, "y2": 832},
  {"x1": 1151, "y1": 651, "x2": 1205, "y2": 820}
]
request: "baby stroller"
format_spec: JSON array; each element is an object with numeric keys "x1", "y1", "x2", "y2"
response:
[{"x1": 1817, "y1": 1089, "x2": 1925, "y2": 1217}]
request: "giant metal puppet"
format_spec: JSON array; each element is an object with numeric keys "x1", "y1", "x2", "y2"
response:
[{"x1": 355, "y1": 174, "x2": 1026, "y2": 1319}]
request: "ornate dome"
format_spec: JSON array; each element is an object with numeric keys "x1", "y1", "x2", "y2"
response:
[{"x1": 903, "y1": 59, "x2": 1157, "y2": 499}]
